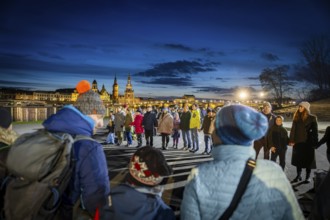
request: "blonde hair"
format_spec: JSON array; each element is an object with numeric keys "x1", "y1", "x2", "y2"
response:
[{"x1": 293, "y1": 108, "x2": 308, "y2": 122}]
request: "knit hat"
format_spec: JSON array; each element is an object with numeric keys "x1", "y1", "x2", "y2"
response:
[
  {"x1": 299, "y1": 101, "x2": 310, "y2": 113},
  {"x1": 215, "y1": 104, "x2": 268, "y2": 146},
  {"x1": 263, "y1": 102, "x2": 272, "y2": 108},
  {"x1": 0, "y1": 108, "x2": 12, "y2": 129},
  {"x1": 128, "y1": 146, "x2": 172, "y2": 186},
  {"x1": 74, "y1": 80, "x2": 106, "y2": 115}
]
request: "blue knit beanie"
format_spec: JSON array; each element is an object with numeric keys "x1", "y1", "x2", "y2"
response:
[{"x1": 215, "y1": 104, "x2": 268, "y2": 146}]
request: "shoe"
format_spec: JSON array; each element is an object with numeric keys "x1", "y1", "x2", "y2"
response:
[
  {"x1": 291, "y1": 176, "x2": 302, "y2": 183},
  {"x1": 304, "y1": 178, "x2": 311, "y2": 183}
]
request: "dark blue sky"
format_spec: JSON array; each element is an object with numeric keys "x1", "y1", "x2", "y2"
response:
[{"x1": 0, "y1": 0, "x2": 329, "y2": 99}]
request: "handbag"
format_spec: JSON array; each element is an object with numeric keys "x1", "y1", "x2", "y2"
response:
[{"x1": 219, "y1": 158, "x2": 256, "y2": 220}]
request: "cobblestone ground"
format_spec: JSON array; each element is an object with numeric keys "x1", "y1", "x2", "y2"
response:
[{"x1": 13, "y1": 121, "x2": 330, "y2": 218}]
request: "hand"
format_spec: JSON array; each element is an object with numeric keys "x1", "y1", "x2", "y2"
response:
[{"x1": 271, "y1": 147, "x2": 276, "y2": 153}]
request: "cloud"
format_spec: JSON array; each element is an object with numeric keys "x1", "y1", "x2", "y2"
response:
[
  {"x1": 160, "y1": 43, "x2": 225, "y2": 57},
  {"x1": 246, "y1": 76, "x2": 259, "y2": 80},
  {"x1": 162, "y1": 43, "x2": 194, "y2": 52},
  {"x1": 261, "y1": 52, "x2": 279, "y2": 61},
  {"x1": 37, "y1": 52, "x2": 64, "y2": 60},
  {"x1": 135, "y1": 60, "x2": 218, "y2": 77},
  {"x1": 139, "y1": 76, "x2": 193, "y2": 86}
]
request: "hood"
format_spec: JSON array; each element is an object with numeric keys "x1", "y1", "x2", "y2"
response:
[{"x1": 43, "y1": 105, "x2": 94, "y2": 136}]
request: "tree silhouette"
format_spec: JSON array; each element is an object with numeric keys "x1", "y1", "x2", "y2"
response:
[{"x1": 259, "y1": 65, "x2": 294, "y2": 107}]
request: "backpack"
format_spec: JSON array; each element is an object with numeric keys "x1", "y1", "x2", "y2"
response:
[{"x1": 4, "y1": 129, "x2": 93, "y2": 220}]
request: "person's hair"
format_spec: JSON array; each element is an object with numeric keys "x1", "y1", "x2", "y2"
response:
[{"x1": 293, "y1": 108, "x2": 308, "y2": 122}]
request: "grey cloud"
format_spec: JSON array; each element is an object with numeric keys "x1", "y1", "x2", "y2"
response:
[
  {"x1": 139, "y1": 76, "x2": 193, "y2": 86},
  {"x1": 38, "y1": 52, "x2": 64, "y2": 60},
  {"x1": 135, "y1": 60, "x2": 218, "y2": 77},
  {"x1": 261, "y1": 52, "x2": 279, "y2": 61}
]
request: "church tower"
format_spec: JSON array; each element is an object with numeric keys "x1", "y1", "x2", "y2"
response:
[
  {"x1": 112, "y1": 75, "x2": 119, "y2": 103},
  {"x1": 92, "y1": 79, "x2": 99, "y2": 93},
  {"x1": 124, "y1": 74, "x2": 134, "y2": 103}
]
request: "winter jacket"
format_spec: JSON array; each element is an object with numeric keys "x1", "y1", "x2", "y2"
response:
[
  {"x1": 142, "y1": 111, "x2": 158, "y2": 131},
  {"x1": 158, "y1": 113, "x2": 173, "y2": 134},
  {"x1": 124, "y1": 112, "x2": 133, "y2": 132},
  {"x1": 100, "y1": 184, "x2": 175, "y2": 220},
  {"x1": 190, "y1": 109, "x2": 200, "y2": 129},
  {"x1": 114, "y1": 111, "x2": 125, "y2": 132},
  {"x1": 267, "y1": 124, "x2": 288, "y2": 152},
  {"x1": 181, "y1": 144, "x2": 304, "y2": 220},
  {"x1": 317, "y1": 126, "x2": 330, "y2": 155},
  {"x1": 130, "y1": 113, "x2": 144, "y2": 134},
  {"x1": 200, "y1": 115, "x2": 215, "y2": 135},
  {"x1": 289, "y1": 114, "x2": 318, "y2": 168},
  {"x1": 43, "y1": 105, "x2": 110, "y2": 216},
  {"x1": 180, "y1": 111, "x2": 191, "y2": 131}
]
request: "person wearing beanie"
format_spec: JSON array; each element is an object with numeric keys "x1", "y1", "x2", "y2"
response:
[
  {"x1": 142, "y1": 105, "x2": 158, "y2": 147},
  {"x1": 41, "y1": 80, "x2": 110, "y2": 219},
  {"x1": 253, "y1": 101, "x2": 276, "y2": 160},
  {"x1": 99, "y1": 146, "x2": 175, "y2": 220},
  {"x1": 316, "y1": 126, "x2": 330, "y2": 163},
  {"x1": 289, "y1": 101, "x2": 318, "y2": 183},
  {"x1": 181, "y1": 104, "x2": 304, "y2": 220},
  {"x1": 158, "y1": 107, "x2": 173, "y2": 150},
  {"x1": 0, "y1": 108, "x2": 19, "y2": 212}
]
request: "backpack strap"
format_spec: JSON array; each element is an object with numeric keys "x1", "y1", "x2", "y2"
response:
[{"x1": 219, "y1": 159, "x2": 256, "y2": 220}]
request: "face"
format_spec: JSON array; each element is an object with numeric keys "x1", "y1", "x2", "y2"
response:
[
  {"x1": 275, "y1": 117, "x2": 282, "y2": 126},
  {"x1": 298, "y1": 105, "x2": 304, "y2": 113},
  {"x1": 88, "y1": 114, "x2": 104, "y2": 129},
  {"x1": 263, "y1": 105, "x2": 271, "y2": 114}
]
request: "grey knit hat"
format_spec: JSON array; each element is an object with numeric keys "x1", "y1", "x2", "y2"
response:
[{"x1": 74, "y1": 90, "x2": 106, "y2": 115}]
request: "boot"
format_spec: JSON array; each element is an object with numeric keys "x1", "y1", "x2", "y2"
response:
[
  {"x1": 175, "y1": 143, "x2": 178, "y2": 149},
  {"x1": 304, "y1": 171, "x2": 311, "y2": 183},
  {"x1": 291, "y1": 174, "x2": 302, "y2": 183},
  {"x1": 162, "y1": 143, "x2": 166, "y2": 150}
]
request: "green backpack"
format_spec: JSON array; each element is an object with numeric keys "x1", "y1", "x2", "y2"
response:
[{"x1": 4, "y1": 129, "x2": 92, "y2": 220}]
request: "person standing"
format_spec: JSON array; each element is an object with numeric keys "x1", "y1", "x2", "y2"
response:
[
  {"x1": 157, "y1": 108, "x2": 173, "y2": 150},
  {"x1": 114, "y1": 106, "x2": 126, "y2": 146},
  {"x1": 130, "y1": 108, "x2": 144, "y2": 148},
  {"x1": 47, "y1": 80, "x2": 110, "y2": 219},
  {"x1": 180, "y1": 105, "x2": 192, "y2": 151},
  {"x1": 124, "y1": 107, "x2": 133, "y2": 147},
  {"x1": 190, "y1": 104, "x2": 201, "y2": 153},
  {"x1": 172, "y1": 112, "x2": 181, "y2": 149},
  {"x1": 289, "y1": 101, "x2": 318, "y2": 183},
  {"x1": 316, "y1": 126, "x2": 330, "y2": 163},
  {"x1": 181, "y1": 104, "x2": 304, "y2": 220},
  {"x1": 142, "y1": 105, "x2": 158, "y2": 147},
  {"x1": 267, "y1": 115, "x2": 289, "y2": 170},
  {"x1": 200, "y1": 108, "x2": 216, "y2": 155},
  {"x1": 253, "y1": 102, "x2": 276, "y2": 159}
]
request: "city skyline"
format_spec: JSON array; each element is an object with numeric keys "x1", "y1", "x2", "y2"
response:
[{"x1": 0, "y1": 0, "x2": 329, "y2": 100}]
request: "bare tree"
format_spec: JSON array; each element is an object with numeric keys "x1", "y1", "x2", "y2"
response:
[
  {"x1": 259, "y1": 65, "x2": 294, "y2": 107},
  {"x1": 297, "y1": 35, "x2": 330, "y2": 92}
]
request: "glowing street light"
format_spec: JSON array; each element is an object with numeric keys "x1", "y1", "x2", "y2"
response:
[{"x1": 238, "y1": 90, "x2": 248, "y2": 100}]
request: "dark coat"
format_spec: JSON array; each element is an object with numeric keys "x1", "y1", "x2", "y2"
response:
[
  {"x1": 317, "y1": 126, "x2": 330, "y2": 155},
  {"x1": 268, "y1": 124, "x2": 288, "y2": 152},
  {"x1": 142, "y1": 111, "x2": 158, "y2": 131},
  {"x1": 180, "y1": 111, "x2": 191, "y2": 131},
  {"x1": 290, "y1": 114, "x2": 318, "y2": 168}
]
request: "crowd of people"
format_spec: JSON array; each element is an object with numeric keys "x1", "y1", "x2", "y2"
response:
[{"x1": 0, "y1": 79, "x2": 329, "y2": 219}]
